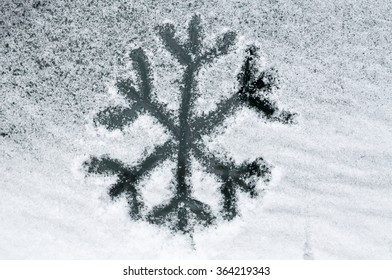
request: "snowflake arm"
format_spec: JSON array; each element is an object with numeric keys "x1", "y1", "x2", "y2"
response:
[
  {"x1": 85, "y1": 141, "x2": 176, "y2": 218},
  {"x1": 191, "y1": 46, "x2": 296, "y2": 136},
  {"x1": 147, "y1": 196, "x2": 215, "y2": 233},
  {"x1": 237, "y1": 47, "x2": 297, "y2": 123},
  {"x1": 156, "y1": 23, "x2": 192, "y2": 65},
  {"x1": 112, "y1": 141, "x2": 176, "y2": 193},
  {"x1": 129, "y1": 48, "x2": 152, "y2": 99},
  {"x1": 191, "y1": 94, "x2": 239, "y2": 135},
  {"x1": 192, "y1": 143, "x2": 270, "y2": 193},
  {"x1": 238, "y1": 67, "x2": 296, "y2": 124},
  {"x1": 84, "y1": 155, "x2": 128, "y2": 176},
  {"x1": 197, "y1": 31, "x2": 237, "y2": 64},
  {"x1": 187, "y1": 14, "x2": 203, "y2": 56},
  {"x1": 191, "y1": 143, "x2": 271, "y2": 219},
  {"x1": 95, "y1": 48, "x2": 179, "y2": 137},
  {"x1": 95, "y1": 105, "x2": 139, "y2": 130}
]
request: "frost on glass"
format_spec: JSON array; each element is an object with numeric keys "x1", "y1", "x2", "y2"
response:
[{"x1": 84, "y1": 15, "x2": 296, "y2": 233}]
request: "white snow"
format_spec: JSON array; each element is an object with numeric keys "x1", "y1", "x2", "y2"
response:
[{"x1": 1, "y1": 0, "x2": 391, "y2": 259}]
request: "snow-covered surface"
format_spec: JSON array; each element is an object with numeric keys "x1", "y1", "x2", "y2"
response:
[{"x1": 1, "y1": 0, "x2": 391, "y2": 259}]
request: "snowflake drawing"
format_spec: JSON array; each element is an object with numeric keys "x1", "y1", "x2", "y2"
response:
[{"x1": 84, "y1": 15, "x2": 296, "y2": 233}]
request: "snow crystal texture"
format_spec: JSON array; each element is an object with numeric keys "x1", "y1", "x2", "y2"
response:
[{"x1": 1, "y1": 0, "x2": 391, "y2": 259}]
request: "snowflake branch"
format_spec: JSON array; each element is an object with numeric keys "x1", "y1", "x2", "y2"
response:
[
  {"x1": 134, "y1": 140, "x2": 177, "y2": 179},
  {"x1": 187, "y1": 14, "x2": 203, "y2": 56},
  {"x1": 94, "y1": 105, "x2": 139, "y2": 130},
  {"x1": 191, "y1": 47, "x2": 296, "y2": 136},
  {"x1": 238, "y1": 47, "x2": 296, "y2": 123},
  {"x1": 83, "y1": 155, "x2": 144, "y2": 217},
  {"x1": 192, "y1": 145, "x2": 238, "y2": 180},
  {"x1": 116, "y1": 78, "x2": 140, "y2": 100},
  {"x1": 110, "y1": 174, "x2": 144, "y2": 219},
  {"x1": 192, "y1": 143, "x2": 269, "y2": 198},
  {"x1": 238, "y1": 69, "x2": 296, "y2": 124},
  {"x1": 191, "y1": 86, "x2": 295, "y2": 137},
  {"x1": 198, "y1": 31, "x2": 237, "y2": 64},
  {"x1": 191, "y1": 94, "x2": 241, "y2": 135},
  {"x1": 147, "y1": 196, "x2": 215, "y2": 233},
  {"x1": 192, "y1": 144, "x2": 260, "y2": 219},
  {"x1": 220, "y1": 179, "x2": 237, "y2": 220},
  {"x1": 85, "y1": 141, "x2": 176, "y2": 196},
  {"x1": 96, "y1": 49, "x2": 179, "y2": 137},
  {"x1": 118, "y1": 79, "x2": 179, "y2": 136},
  {"x1": 140, "y1": 99, "x2": 180, "y2": 138},
  {"x1": 84, "y1": 155, "x2": 128, "y2": 175},
  {"x1": 157, "y1": 23, "x2": 192, "y2": 65},
  {"x1": 127, "y1": 48, "x2": 180, "y2": 136},
  {"x1": 130, "y1": 48, "x2": 152, "y2": 100}
]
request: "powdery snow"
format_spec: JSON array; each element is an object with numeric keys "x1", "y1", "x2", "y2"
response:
[{"x1": 1, "y1": 0, "x2": 391, "y2": 259}]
